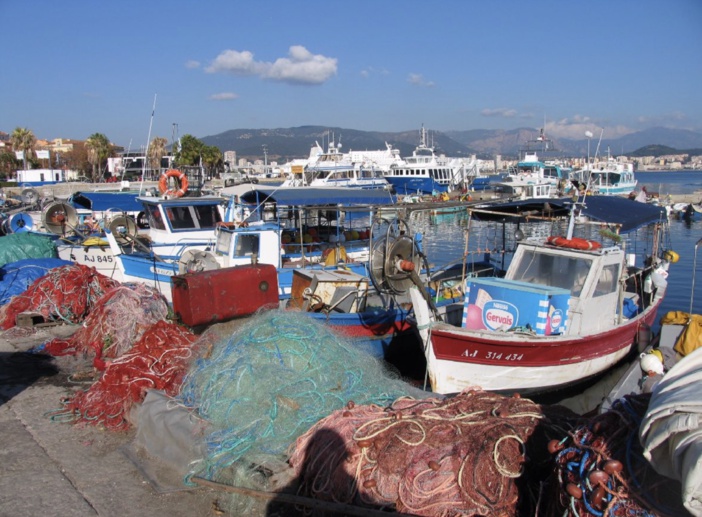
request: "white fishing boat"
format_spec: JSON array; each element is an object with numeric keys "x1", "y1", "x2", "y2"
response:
[
  {"x1": 411, "y1": 195, "x2": 674, "y2": 396},
  {"x1": 493, "y1": 174, "x2": 555, "y2": 199},
  {"x1": 283, "y1": 136, "x2": 392, "y2": 190},
  {"x1": 383, "y1": 125, "x2": 465, "y2": 195},
  {"x1": 570, "y1": 149, "x2": 637, "y2": 196},
  {"x1": 496, "y1": 130, "x2": 570, "y2": 197},
  {"x1": 102, "y1": 187, "x2": 396, "y2": 302}
]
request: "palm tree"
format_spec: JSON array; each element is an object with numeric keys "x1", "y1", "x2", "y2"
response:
[
  {"x1": 85, "y1": 133, "x2": 112, "y2": 182},
  {"x1": 10, "y1": 127, "x2": 36, "y2": 170},
  {"x1": 147, "y1": 136, "x2": 168, "y2": 173}
]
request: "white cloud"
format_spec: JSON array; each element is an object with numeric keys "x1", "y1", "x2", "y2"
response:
[
  {"x1": 185, "y1": 60, "x2": 200, "y2": 69},
  {"x1": 205, "y1": 50, "x2": 266, "y2": 76},
  {"x1": 545, "y1": 116, "x2": 634, "y2": 139},
  {"x1": 481, "y1": 108, "x2": 518, "y2": 118},
  {"x1": 205, "y1": 45, "x2": 337, "y2": 85},
  {"x1": 209, "y1": 92, "x2": 239, "y2": 101},
  {"x1": 360, "y1": 66, "x2": 389, "y2": 78},
  {"x1": 407, "y1": 73, "x2": 435, "y2": 87},
  {"x1": 266, "y1": 45, "x2": 337, "y2": 84}
]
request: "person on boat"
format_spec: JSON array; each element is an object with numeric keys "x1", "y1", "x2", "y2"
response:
[
  {"x1": 639, "y1": 350, "x2": 665, "y2": 393},
  {"x1": 634, "y1": 186, "x2": 648, "y2": 203}
]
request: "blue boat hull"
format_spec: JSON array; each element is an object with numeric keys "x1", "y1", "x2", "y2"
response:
[{"x1": 385, "y1": 176, "x2": 449, "y2": 195}]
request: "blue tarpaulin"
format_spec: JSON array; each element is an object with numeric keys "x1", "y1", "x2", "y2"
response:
[
  {"x1": 239, "y1": 187, "x2": 396, "y2": 207},
  {"x1": 0, "y1": 258, "x2": 72, "y2": 306},
  {"x1": 69, "y1": 191, "x2": 143, "y2": 213},
  {"x1": 472, "y1": 195, "x2": 668, "y2": 234}
]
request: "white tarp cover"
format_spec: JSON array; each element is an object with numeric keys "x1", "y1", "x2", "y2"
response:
[
  {"x1": 132, "y1": 389, "x2": 208, "y2": 491},
  {"x1": 640, "y1": 346, "x2": 702, "y2": 515}
]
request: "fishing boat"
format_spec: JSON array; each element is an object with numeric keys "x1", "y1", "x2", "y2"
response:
[
  {"x1": 383, "y1": 125, "x2": 464, "y2": 195},
  {"x1": 496, "y1": 131, "x2": 570, "y2": 197},
  {"x1": 493, "y1": 174, "x2": 555, "y2": 199},
  {"x1": 570, "y1": 150, "x2": 637, "y2": 196},
  {"x1": 103, "y1": 187, "x2": 397, "y2": 302},
  {"x1": 411, "y1": 194, "x2": 674, "y2": 395},
  {"x1": 282, "y1": 137, "x2": 393, "y2": 190},
  {"x1": 49, "y1": 194, "x2": 228, "y2": 282},
  {"x1": 119, "y1": 187, "x2": 422, "y2": 356}
]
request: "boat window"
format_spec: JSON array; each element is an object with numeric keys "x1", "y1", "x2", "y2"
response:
[
  {"x1": 146, "y1": 204, "x2": 165, "y2": 230},
  {"x1": 194, "y1": 204, "x2": 221, "y2": 229},
  {"x1": 594, "y1": 263, "x2": 620, "y2": 297},
  {"x1": 511, "y1": 250, "x2": 592, "y2": 297},
  {"x1": 233, "y1": 233, "x2": 260, "y2": 258},
  {"x1": 168, "y1": 207, "x2": 196, "y2": 229}
]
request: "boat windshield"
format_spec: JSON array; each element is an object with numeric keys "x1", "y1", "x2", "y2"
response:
[
  {"x1": 165, "y1": 204, "x2": 222, "y2": 230},
  {"x1": 510, "y1": 249, "x2": 592, "y2": 297}
]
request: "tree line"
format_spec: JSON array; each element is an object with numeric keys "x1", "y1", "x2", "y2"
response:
[{"x1": 1, "y1": 127, "x2": 224, "y2": 182}]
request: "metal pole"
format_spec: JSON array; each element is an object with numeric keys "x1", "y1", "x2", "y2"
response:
[{"x1": 690, "y1": 238, "x2": 702, "y2": 315}]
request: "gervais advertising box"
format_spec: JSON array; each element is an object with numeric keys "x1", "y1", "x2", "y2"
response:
[{"x1": 462, "y1": 277, "x2": 570, "y2": 335}]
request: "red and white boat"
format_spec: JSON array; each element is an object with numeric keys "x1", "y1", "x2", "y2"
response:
[{"x1": 412, "y1": 197, "x2": 674, "y2": 396}]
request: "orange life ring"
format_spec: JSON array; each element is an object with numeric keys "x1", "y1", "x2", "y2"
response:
[
  {"x1": 547, "y1": 236, "x2": 602, "y2": 251},
  {"x1": 158, "y1": 169, "x2": 188, "y2": 198}
]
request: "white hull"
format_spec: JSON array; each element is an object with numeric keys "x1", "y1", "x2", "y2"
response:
[
  {"x1": 57, "y1": 243, "x2": 124, "y2": 282},
  {"x1": 425, "y1": 340, "x2": 631, "y2": 395}
]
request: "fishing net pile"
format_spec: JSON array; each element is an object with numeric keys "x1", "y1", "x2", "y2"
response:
[
  {"x1": 287, "y1": 388, "x2": 576, "y2": 516},
  {"x1": 178, "y1": 310, "x2": 425, "y2": 488},
  {"x1": 545, "y1": 393, "x2": 687, "y2": 516},
  {"x1": 0, "y1": 264, "x2": 118, "y2": 329},
  {"x1": 49, "y1": 319, "x2": 197, "y2": 431},
  {"x1": 38, "y1": 283, "x2": 169, "y2": 361}
]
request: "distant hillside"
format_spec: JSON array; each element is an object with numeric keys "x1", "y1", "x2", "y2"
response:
[
  {"x1": 629, "y1": 144, "x2": 702, "y2": 157},
  {"x1": 199, "y1": 126, "x2": 702, "y2": 162},
  {"x1": 200, "y1": 126, "x2": 474, "y2": 162}
]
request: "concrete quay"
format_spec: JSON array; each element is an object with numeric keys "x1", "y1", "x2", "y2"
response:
[{"x1": 0, "y1": 325, "x2": 221, "y2": 517}]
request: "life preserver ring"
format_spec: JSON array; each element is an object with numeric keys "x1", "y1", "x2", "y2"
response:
[
  {"x1": 547, "y1": 236, "x2": 602, "y2": 251},
  {"x1": 158, "y1": 169, "x2": 188, "y2": 198}
]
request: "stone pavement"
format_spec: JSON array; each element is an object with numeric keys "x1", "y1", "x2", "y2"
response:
[{"x1": 0, "y1": 325, "x2": 221, "y2": 517}]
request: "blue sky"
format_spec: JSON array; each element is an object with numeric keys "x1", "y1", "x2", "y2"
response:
[{"x1": 2, "y1": 0, "x2": 701, "y2": 149}]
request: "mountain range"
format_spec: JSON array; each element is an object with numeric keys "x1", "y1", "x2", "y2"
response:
[{"x1": 200, "y1": 126, "x2": 702, "y2": 163}]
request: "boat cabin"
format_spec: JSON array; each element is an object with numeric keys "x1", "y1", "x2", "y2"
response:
[{"x1": 506, "y1": 240, "x2": 626, "y2": 336}]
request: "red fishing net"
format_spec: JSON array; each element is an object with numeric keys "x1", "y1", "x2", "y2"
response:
[
  {"x1": 40, "y1": 283, "x2": 169, "y2": 360},
  {"x1": 0, "y1": 264, "x2": 118, "y2": 329},
  {"x1": 52, "y1": 319, "x2": 197, "y2": 431},
  {"x1": 288, "y1": 389, "x2": 557, "y2": 516}
]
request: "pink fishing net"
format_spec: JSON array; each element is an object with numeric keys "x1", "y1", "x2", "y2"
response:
[{"x1": 288, "y1": 388, "x2": 552, "y2": 516}]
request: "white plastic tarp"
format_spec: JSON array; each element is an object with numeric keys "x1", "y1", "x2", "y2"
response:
[{"x1": 640, "y1": 346, "x2": 702, "y2": 515}]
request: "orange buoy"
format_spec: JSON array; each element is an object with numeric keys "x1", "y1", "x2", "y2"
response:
[
  {"x1": 546, "y1": 235, "x2": 602, "y2": 251},
  {"x1": 158, "y1": 169, "x2": 189, "y2": 198}
]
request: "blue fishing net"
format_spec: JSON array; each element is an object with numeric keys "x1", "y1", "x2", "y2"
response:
[{"x1": 178, "y1": 309, "x2": 426, "y2": 486}]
